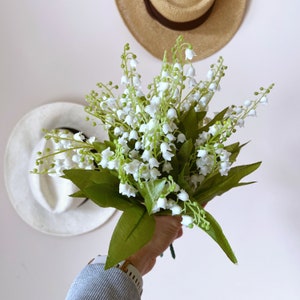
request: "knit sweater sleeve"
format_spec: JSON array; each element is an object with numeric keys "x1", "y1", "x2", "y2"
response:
[{"x1": 65, "y1": 264, "x2": 141, "y2": 300}]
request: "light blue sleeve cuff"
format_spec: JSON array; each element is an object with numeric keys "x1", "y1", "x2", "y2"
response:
[{"x1": 65, "y1": 261, "x2": 141, "y2": 300}]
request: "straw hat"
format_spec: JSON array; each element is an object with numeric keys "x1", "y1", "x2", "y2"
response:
[
  {"x1": 4, "y1": 102, "x2": 116, "y2": 236},
  {"x1": 115, "y1": 0, "x2": 247, "y2": 61}
]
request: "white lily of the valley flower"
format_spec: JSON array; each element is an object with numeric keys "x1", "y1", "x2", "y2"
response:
[
  {"x1": 129, "y1": 58, "x2": 138, "y2": 68},
  {"x1": 219, "y1": 161, "x2": 231, "y2": 176},
  {"x1": 167, "y1": 107, "x2": 177, "y2": 119},
  {"x1": 237, "y1": 119, "x2": 245, "y2": 127},
  {"x1": 188, "y1": 77, "x2": 197, "y2": 87},
  {"x1": 161, "y1": 70, "x2": 170, "y2": 78},
  {"x1": 166, "y1": 133, "x2": 176, "y2": 142},
  {"x1": 145, "y1": 103, "x2": 158, "y2": 118},
  {"x1": 124, "y1": 159, "x2": 141, "y2": 175},
  {"x1": 190, "y1": 174, "x2": 205, "y2": 187},
  {"x1": 173, "y1": 62, "x2": 182, "y2": 71},
  {"x1": 146, "y1": 119, "x2": 156, "y2": 130},
  {"x1": 125, "y1": 115, "x2": 134, "y2": 126},
  {"x1": 248, "y1": 109, "x2": 257, "y2": 117},
  {"x1": 71, "y1": 154, "x2": 81, "y2": 164},
  {"x1": 198, "y1": 164, "x2": 209, "y2": 176},
  {"x1": 134, "y1": 141, "x2": 142, "y2": 150},
  {"x1": 170, "y1": 204, "x2": 182, "y2": 215},
  {"x1": 133, "y1": 75, "x2": 141, "y2": 87},
  {"x1": 114, "y1": 127, "x2": 122, "y2": 136},
  {"x1": 150, "y1": 168, "x2": 161, "y2": 179},
  {"x1": 151, "y1": 95, "x2": 161, "y2": 105},
  {"x1": 116, "y1": 109, "x2": 126, "y2": 120},
  {"x1": 121, "y1": 75, "x2": 128, "y2": 85},
  {"x1": 160, "y1": 142, "x2": 174, "y2": 161},
  {"x1": 186, "y1": 64, "x2": 195, "y2": 77},
  {"x1": 73, "y1": 132, "x2": 85, "y2": 142},
  {"x1": 162, "y1": 150, "x2": 174, "y2": 161},
  {"x1": 234, "y1": 106, "x2": 243, "y2": 114},
  {"x1": 172, "y1": 87, "x2": 179, "y2": 99},
  {"x1": 209, "y1": 82, "x2": 217, "y2": 91},
  {"x1": 119, "y1": 182, "x2": 137, "y2": 197},
  {"x1": 162, "y1": 161, "x2": 173, "y2": 172},
  {"x1": 181, "y1": 215, "x2": 194, "y2": 227},
  {"x1": 244, "y1": 100, "x2": 251, "y2": 107},
  {"x1": 129, "y1": 130, "x2": 138, "y2": 140},
  {"x1": 149, "y1": 157, "x2": 159, "y2": 169},
  {"x1": 207, "y1": 69, "x2": 214, "y2": 80},
  {"x1": 99, "y1": 147, "x2": 114, "y2": 168},
  {"x1": 141, "y1": 149, "x2": 151, "y2": 161},
  {"x1": 158, "y1": 81, "x2": 169, "y2": 92},
  {"x1": 177, "y1": 133, "x2": 186, "y2": 143},
  {"x1": 185, "y1": 48, "x2": 196, "y2": 60},
  {"x1": 197, "y1": 149, "x2": 208, "y2": 158},
  {"x1": 135, "y1": 104, "x2": 142, "y2": 113},
  {"x1": 260, "y1": 96, "x2": 268, "y2": 104},
  {"x1": 208, "y1": 123, "x2": 222, "y2": 136},
  {"x1": 157, "y1": 197, "x2": 167, "y2": 209},
  {"x1": 200, "y1": 96, "x2": 208, "y2": 106},
  {"x1": 107, "y1": 159, "x2": 119, "y2": 170},
  {"x1": 160, "y1": 142, "x2": 170, "y2": 153},
  {"x1": 162, "y1": 123, "x2": 172, "y2": 134},
  {"x1": 87, "y1": 136, "x2": 96, "y2": 144},
  {"x1": 178, "y1": 189, "x2": 189, "y2": 201}
]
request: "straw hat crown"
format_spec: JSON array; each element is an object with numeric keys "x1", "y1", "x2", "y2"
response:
[
  {"x1": 150, "y1": 0, "x2": 215, "y2": 22},
  {"x1": 116, "y1": 0, "x2": 247, "y2": 61}
]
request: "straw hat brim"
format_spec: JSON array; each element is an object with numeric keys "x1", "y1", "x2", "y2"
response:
[
  {"x1": 4, "y1": 102, "x2": 116, "y2": 236},
  {"x1": 115, "y1": 0, "x2": 247, "y2": 61}
]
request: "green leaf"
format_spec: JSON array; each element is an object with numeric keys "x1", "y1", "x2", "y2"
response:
[
  {"x1": 198, "y1": 107, "x2": 229, "y2": 134},
  {"x1": 93, "y1": 140, "x2": 116, "y2": 152},
  {"x1": 63, "y1": 169, "x2": 119, "y2": 190},
  {"x1": 105, "y1": 206, "x2": 155, "y2": 269},
  {"x1": 224, "y1": 142, "x2": 248, "y2": 164},
  {"x1": 64, "y1": 169, "x2": 133, "y2": 211},
  {"x1": 194, "y1": 162, "x2": 261, "y2": 205},
  {"x1": 82, "y1": 183, "x2": 134, "y2": 211},
  {"x1": 69, "y1": 190, "x2": 87, "y2": 198},
  {"x1": 201, "y1": 210, "x2": 237, "y2": 264},
  {"x1": 177, "y1": 164, "x2": 193, "y2": 195},
  {"x1": 137, "y1": 178, "x2": 167, "y2": 213},
  {"x1": 179, "y1": 109, "x2": 206, "y2": 140},
  {"x1": 177, "y1": 139, "x2": 194, "y2": 171}
]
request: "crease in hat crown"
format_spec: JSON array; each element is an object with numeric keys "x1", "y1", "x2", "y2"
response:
[
  {"x1": 29, "y1": 130, "x2": 85, "y2": 214},
  {"x1": 149, "y1": 0, "x2": 215, "y2": 22}
]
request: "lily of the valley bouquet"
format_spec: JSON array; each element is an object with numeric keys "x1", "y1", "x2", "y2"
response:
[{"x1": 32, "y1": 36, "x2": 273, "y2": 269}]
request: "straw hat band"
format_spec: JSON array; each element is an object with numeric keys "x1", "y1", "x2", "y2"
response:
[{"x1": 144, "y1": 0, "x2": 215, "y2": 31}]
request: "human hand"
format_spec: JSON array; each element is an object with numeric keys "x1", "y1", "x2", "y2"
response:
[{"x1": 127, "y1": 215, "x2": 183, "y2": 276}]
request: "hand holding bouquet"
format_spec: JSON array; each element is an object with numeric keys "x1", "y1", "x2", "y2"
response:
[{"x1": 32, "y1": 36, "x2": 273, "y2": 269}]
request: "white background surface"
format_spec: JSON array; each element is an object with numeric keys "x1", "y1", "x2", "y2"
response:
[{"x1": 1, "y1": 1, "x2": 299, "y2": 299}]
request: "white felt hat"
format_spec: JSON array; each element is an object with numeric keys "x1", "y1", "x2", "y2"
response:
[{"x1": 4, "y1": 102, "x2": 116, "y2": 236}]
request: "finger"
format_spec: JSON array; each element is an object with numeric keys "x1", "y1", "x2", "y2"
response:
[{"x1": 176, "y1": 227, "x2": 183, "y2": 239}]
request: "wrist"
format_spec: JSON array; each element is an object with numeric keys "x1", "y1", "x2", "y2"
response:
[
  {"x1": 127, "y1": 246, "x2": 157, "y2": 276},
  {"x1": 117, "y1": 259, "x2": 143, "y2": 295},
  {"x1": 89, "y1": 255, "x2": 143, "y2": 295}
]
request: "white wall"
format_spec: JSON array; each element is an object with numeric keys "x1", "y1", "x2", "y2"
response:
[{"x1": 1, "y1": 1, "x2": 299, "y2": 299}]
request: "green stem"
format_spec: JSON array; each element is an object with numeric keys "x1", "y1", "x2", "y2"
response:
[{"x1": 169, "y1": 243, "x2": 176, "y2": 259}]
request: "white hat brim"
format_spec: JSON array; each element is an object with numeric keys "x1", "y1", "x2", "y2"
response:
[{"x1": 4, "y1": 102, "x2": 116, "y2": 237}]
